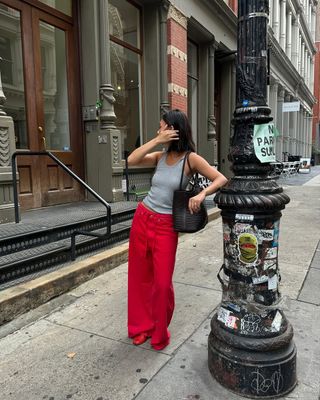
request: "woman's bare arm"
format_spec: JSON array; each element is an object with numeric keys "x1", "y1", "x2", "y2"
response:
[
  {"x1": 127, "y1": 129, "x2": 179, "y2": 167},
  {"x1": 187, "y1": 152, "x2": 228, "y2": 213}
]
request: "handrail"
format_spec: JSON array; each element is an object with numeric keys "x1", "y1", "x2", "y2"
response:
[{"x1": 11, "y1": 151, "x2": 111, "y2": 260}]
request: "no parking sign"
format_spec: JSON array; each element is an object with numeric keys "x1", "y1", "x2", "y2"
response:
[{"x1": 253, "y1": 123, "x2": 279, "y2": 163}]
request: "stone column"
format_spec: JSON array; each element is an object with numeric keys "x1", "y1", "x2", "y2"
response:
[
  {"x1": 299, "y1": 109, "x2": 304, "y2": 156},
  {"x1": 208, "y1": 42, "x2": 218, "y2": 163},
  {"x1": 298, "y1": 34, "x2": 302, "y2": 73},
  {"x1": 269, "y1": 82, "x2": 279, "y2": 158},
  {"x1": 277, "y1": 86, "x2": 285, "y2": 160},
  {"x1": 305, "y1": 111, "x2": 309, "y2": 157},
  {"x1": 288, "y1": 97, "x2": 295, "y2": 154},
  {"x1": 311, "y1": 59, "x2": 314, "y2": 92},
  {"x1": 304, "y1": 48, "x2": 308, "y2": 82},
  {"x1": 295, "y1": 109, "x2": 300, "y2": 155},
  {"x1": 286, "y1": 10, "x2": 292, "y2": 59},
  {"x1": 303, "y1": 110, "x2": 307, "y2": 156},
  {"x1": 292, "y1": 16, "x2": 299, "y2": 69},
  {"x1": 159, "y1": 1, "x2": 170, "y2": 116},
  {"x1": 308, "y1": 113, "x2": 313, "y2": 157},
  {"x1": 0, "y1": 60, "x2": 17, "y2": 223},
  {"x1": 280, "y1": 0, "x2": 287, "y2": 50},
  {"x1": 311, "y1": 8, "x2": 316, "y2": 42},
  {"x1": 282, "y1": 93, "x2": 290, "y2": 155},
  {"x1": 269, "y1": 81, "x2": 279, "y2": 126},
  {"x1": 269, "y1": 0, "x2": 273, "y2": 27},
  {"x1": 293, "y1": 103, "x2": 299, "y2": 155},
  {"x1": 272, "y1": 0, "x2": 280, "y2": 41},
  {"x1": 306, "y1": 54, "x2": 310, "y2": 88},
  {"x1": 301, "y1": 42, "x2": 305, "y2": 77},
  {"x1": 98, "y1": 0, "x2": 123, "y2": 202}
]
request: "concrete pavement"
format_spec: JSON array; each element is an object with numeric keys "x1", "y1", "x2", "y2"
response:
[{"x1": 0, "y1": 168, "x2": 319, "y2": 400}]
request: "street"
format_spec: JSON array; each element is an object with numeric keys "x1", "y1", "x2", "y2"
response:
[{"x1": 0, "y1": 167, "x2": 319, "y2": 400}]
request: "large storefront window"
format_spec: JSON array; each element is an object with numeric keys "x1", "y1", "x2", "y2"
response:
[
  {"x1": 0, "y1": 4, "x2": 28, "y2": 148},
  {"x1": 109, "y1": 0, "x2": 142, "y2": 157},
  {"x1": 40, "y1": 21, "x2": 70, "y2": 151}
]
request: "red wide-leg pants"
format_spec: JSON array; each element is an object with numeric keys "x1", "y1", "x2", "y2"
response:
[{"x1": 128, "y1": 203, "x2": 178, "y2": 348}]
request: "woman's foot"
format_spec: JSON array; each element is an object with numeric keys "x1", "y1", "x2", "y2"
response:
[
  {"x1": 132, "y1": 333, "x2": 150, "y2": 346},
  {"x1": 152, "y1": 340, "x2": 170, "y2": 351},
  {"x1": 151, "y1": 331, "x2": 170, "y2": 351}
]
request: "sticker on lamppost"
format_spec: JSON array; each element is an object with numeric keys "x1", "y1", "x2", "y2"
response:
[{"x1": 253, "y1": 123, "x2": 278, "y2": 163}]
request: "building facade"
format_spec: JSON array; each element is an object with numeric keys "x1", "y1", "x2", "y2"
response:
[
  {"x1": 268, "y1": 0, "x2": 317, "y2": 162},
  {"x1": 0, "y1": 0, "x2": 317, "y2": 224}
]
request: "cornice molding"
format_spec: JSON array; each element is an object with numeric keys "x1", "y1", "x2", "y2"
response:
[
  {"x1": 203, "y1": 0, "x2": 237, "y2": 32},
  {"x1": 167, "y1": 4, "x2": 187, "y2": 29}
]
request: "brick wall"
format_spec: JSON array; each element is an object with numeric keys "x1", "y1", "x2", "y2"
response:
[{"x1": 167, "y1": 8, "x2": 188, "y2": 113}]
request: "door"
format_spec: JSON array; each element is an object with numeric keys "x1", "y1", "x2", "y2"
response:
[{"x1": 0, "y1": 0, "x2": 83, "y2": 209}]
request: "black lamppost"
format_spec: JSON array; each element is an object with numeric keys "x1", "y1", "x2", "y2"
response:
[{"x1": 208, "y1": 1, "x2": 297, "y2": 397}]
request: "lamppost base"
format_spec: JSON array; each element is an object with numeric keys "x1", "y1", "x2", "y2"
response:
[{"x1": 208, "y1": 331, "x2": 297, "y2": 398}]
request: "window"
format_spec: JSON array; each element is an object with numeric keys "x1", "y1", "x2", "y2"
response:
[
  {"x1": 109, "y1": 0, "x2": 142, "y2": 157},
  {"x1": 0, "y1": 36, "x2": 13, "y2": 84},
  {"x1": 0, "y1": 4, "x2": 28, "y2": 148},
  {"x1": 38, "y1": 0, "x2": 72, "y2": 16},
  {"x1": 39, "y1": 21, "x2": 70, "y2": 151}
]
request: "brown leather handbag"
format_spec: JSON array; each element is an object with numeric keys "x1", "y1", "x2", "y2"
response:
[{"x1": 172, "y1": 152, "x2": 208, "y2": 233}]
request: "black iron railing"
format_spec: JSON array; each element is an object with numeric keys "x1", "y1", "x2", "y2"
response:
[{"x1": 11, "y1": 151, "x2": 111, "y2": 261}]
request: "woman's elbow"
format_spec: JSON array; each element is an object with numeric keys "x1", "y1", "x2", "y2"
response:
[
  {"x1": 127, "y1": 155, "x2": 134, "y2": 166},
  {"x1": 220, "y1": 176, "x2": 228, "y2": 188}
]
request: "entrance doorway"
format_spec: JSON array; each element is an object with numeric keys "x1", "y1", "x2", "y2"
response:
[{"x1": 0, "y1": 0, "x2": 83, "y2": 209}]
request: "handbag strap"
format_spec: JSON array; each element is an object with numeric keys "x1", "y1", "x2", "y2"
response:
[
  {"x1": 178, "y1": 151, "x2": 200, "y2": 190},
  {"x1": 179, "y1": 151, "x2": 191, "y2": 190},
  {"x1": 186, "y1": 153, "x2": 200, "y2": 187}
]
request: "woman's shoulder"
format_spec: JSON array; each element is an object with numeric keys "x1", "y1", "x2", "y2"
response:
[
  {"x1": 188, "y1": 152, "x2": 209, "y2": 171},
  {"x1": 188, "y1": 151, "x2": 202, "y2": 163}
]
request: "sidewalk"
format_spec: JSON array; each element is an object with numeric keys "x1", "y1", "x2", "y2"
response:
[{"x1": 0, "y1": 170, "x2": 319, "y2": 400}]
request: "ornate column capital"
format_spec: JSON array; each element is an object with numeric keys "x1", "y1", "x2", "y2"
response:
[
  {"x1": 209, "y1": 41, "x2": 219, "y2": 55},
  {"x1": 278, "y1": 86, "x2": 285, "y2": 99},
  {"x1": 270, "y1": 77, "x2": 280, "y2": 89},
  {"x1": 159, "y1": 0, "x2": 170, "y2": 22},
  {"x1": 99, "y1": 84, "x2": 116, "y2": 129},
  {"x1": 285, "y1": 93, "x2": 291, "y2": 102}
]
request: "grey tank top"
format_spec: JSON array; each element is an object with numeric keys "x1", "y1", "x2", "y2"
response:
[{"x1": 143, "y1": 152, "x2": 189, "y2": 214}]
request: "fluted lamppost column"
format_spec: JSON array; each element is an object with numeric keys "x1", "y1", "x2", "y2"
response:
[{"x1": 208, "y1": 1, "x2": 297, "y2": 397}]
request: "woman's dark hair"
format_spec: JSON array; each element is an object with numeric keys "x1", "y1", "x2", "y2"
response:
[{"x1": 162, "y1": 109, "x2": 196, "y2": 153}]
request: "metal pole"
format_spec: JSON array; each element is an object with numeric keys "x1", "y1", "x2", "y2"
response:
[
  {"x1": 208, "y1": 1, "x2": 297, "y2": 397},
  {"x1": 124, "y1": 150, "x2": 130, "y2": 201},
  {"x1": 11, "y1": 154, "x2": 20, "y2": 223}
]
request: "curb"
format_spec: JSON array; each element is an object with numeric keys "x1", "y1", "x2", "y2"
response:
[{"x1": 0, "y1": 208, "x2": 221, "y2": 326}]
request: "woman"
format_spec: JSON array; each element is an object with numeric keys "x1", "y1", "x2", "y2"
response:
[{"x1": 127, "y1": 109, "x2": 228, "y2": 350}]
